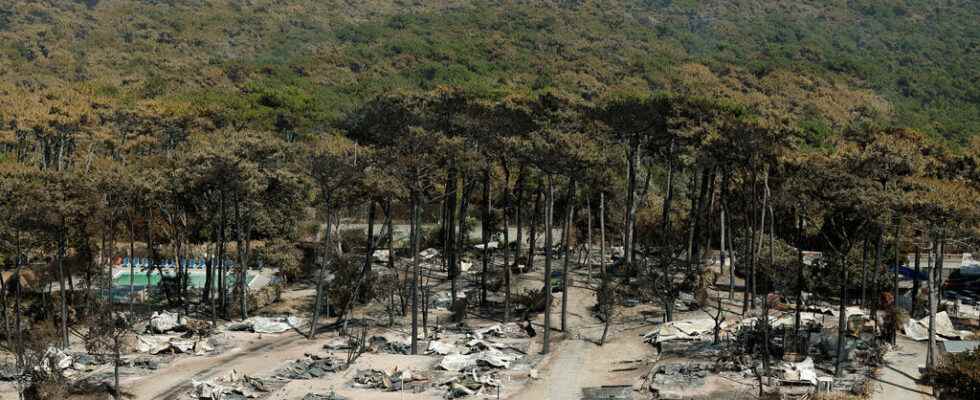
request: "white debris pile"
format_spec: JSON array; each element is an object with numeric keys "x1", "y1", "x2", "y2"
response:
[
  {"x1": 902, "y1": 311, "x2": 970, "y2": 341},
  {"x1": 36, "y1": 348, "x2": 105, "y2": 376},
  {"x1": 473, "y1": 242, "x2": 499, "y2": 250},
  {"x1": 371, "y1": 249, "x2": 390, "y2": 262},
  {"x1": 226, "y1": 316, "x2": 304, "y2": 334},
  {"x1": 471, "y1": 322, "x2": 528, "y2": 340},
  {"x1": 778, "y1": 357, "x2": 817, "y2": 385},
  {"x1": 419, "y1": 248, "x2": 440, "y2": 260},
  {"x1": 642, "y1": 319, "x2": 716, "y2": 344},
  {"x1": 190, "y1": 369, "x2": 270, "y2": 400},
  {"x1": 136, "y1": 335, "x2": 214, "y2": 355},
  {"x1": 427, "y1": 340, "x2": 459, "y2": 355},
  {"x1": 149, "y1": 311, "x2": 181, "y2": 333},
  {"x1": 425, "y1": 323, "x2": 531, "y2": 397}
]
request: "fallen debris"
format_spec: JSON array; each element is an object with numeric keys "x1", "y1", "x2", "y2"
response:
[
  {"x1": 582, "y1": 385, "x2": 633, "y2": 400},
  {"x1": 303, "y1": 392, "x2": 348, "y2": 400},
  {"x1": 427, "y1": 340, "x2": 458, "y2": 355},
  {"x1": 72, "y1": 354, "x2": 99, "y2": 372},
  {"x1": 642, "y1": 319, "x2": 715, "y2": 344},
  {"x1": 439, "y1": 350, "x2": 519, "y2": 372},
  {"x1": 44, "y1": 347, "x2": 74, "y2": 371},
  {"x1": 149, "y1": 311, "x2": 181, "y2": 333},
  {"x1": 136, "y1": 335, "x2": 214, "y2": 355},
  {"x1": 440, "y1": 370, "x2": 500, "y2": 398},
  {"x1": 473, "y1": 242, "x2": 499, "y2": 250},
  {"x1": 368, "y1": 335, "x2": 410, "y2": 354},
  {"x1": 903, "y1": 311, "x2": 968, "y2": 341},
  {"x1": 372, "y1": 249, "x2": 390, "y2": 263},
  {"x1": 191, "y1": 369, "x2": 270, "y2": 400},
  {"x1": 275, "y1": 354, "x2": 343, "y2": 380},
  {"x1": 323, "y1": 337, "x2": 352, "y2": 351},
  {"x1": 471, "y1": 323, "x2": 528, "y2": 340},
  {"x1": 420, "y1": 248, "x2": 439, "y2": 260},
  {"x1": 352, "y1": 367, "x2": 426, "y2": 391},
  {"x1": 779, "y1": 357, "x2": 817, "y2": 386},
  {"x1": 226, "y1": 316, "x2": 303, "y2": 334}
]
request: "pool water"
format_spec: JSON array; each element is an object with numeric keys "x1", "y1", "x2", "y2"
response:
[{"x1": 112, "y1": 271, "x2": 253, "y2": 288}]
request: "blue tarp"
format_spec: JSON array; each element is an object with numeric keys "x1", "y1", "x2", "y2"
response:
[{"x1": 890, "y1": 265, "x2": 929, "y2": 281}]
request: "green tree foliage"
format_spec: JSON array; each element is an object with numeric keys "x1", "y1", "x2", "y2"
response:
[{"x1": 0, "y1": 1, "x2": 976, "y2": 143}]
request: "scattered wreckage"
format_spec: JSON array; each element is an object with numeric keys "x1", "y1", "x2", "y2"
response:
[{"x1": 353, "y1": 367, "x2": 427, "y2": 391}]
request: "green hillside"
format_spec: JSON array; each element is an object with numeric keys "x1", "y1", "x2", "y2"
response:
[{"x1": 1, "y1": 0, "x2": 977, "y2": 143}]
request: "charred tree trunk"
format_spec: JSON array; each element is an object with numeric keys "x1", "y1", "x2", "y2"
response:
[
  {"x1": 661, "y1": 138, "x2": 675, "y2": 243},
  {"x1": 360, "y1": 200, "x2": 377, "y2": 302},
  {"x1": 128, "y1": 211, "x2": 136, "y2": 316},
  {"x1": 912, "y1": 236, "x2": 921, "y2": 318},
  {"x1": 872, "y1": 225, "x2": 883, "y2": 335},
  {"x1": 527, "y1": 187, "x2": 542, "y2": 271},
  {"x1": 835, "y1": 251, "x2": 848, "y2": 377},
  {"x1": 542, "y1": 176, "x2": 555, "y2": 354},
  {"x1": 624, "y1": 136, "x2": 639, "y2": 268},
  {"x1": 234, "y1": 193, "x2": 248, "y2": 320},
  {"x1": 891, "y1": 213, "x2": 903, "y2": 345},
  {"x1": 445, "y1": 164, "x2": 458, "y2": 305},
  {"x1": 481, "y1": 167, "x2": 491, "y2": 306},
  {"x1": 309, "y1": 207, "x2": 332, "y2": 339},
  {"x1": 861, "y1": 237, "x2": 868, "y2": 309},
  {"x1": 926, "y1": 235, "x2": 938, "y2": 369},
  {"x1": 795, "y1": 207, "x2": 805, "y2": 337},
  {"x1": 410, "y1": 190, "x2": 421, "y2": 355},
  {"x1": 586, "y1": 196, "x2": 593, "y2": 283},
  {"x1": 514, "y1": 166, "x2": 526, "y2": 268},
  {"x1": 560, "y1": 180, "x2": 576, "y2": 332},
  {"x1": 58, "y1": 222, "x2": 69, "y2": 348},
  {"x1": 503, "y1": 182, "x2": 512, "y2": 323},
  {"x1": 456, "y1": 180, "x2": 475, "y2": 298},
  {"x1": 218, "y1": 190, "x2": 227, "y2": 318},
  {"x1": 720, "y1": 173, "x2": 730, "y2": 300}
]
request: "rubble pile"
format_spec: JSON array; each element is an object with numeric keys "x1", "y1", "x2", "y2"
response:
[
  {"x1": 303, "y1": 392, "x2": 348, "y2": 400},
  {"x1": 352, "y1": 367, "x2": 427, "y2": 391},
  {"x1": 38, "y1": 347, "x2": 107, "y2": 377},
  {"x1": 642, "y1": 319, "x2": 715, "y2": 344},
  {"x1": 367, "y1": 335, "x2": 411, "y2": 355},
  {"x1": 190, "y1": 369, "x2": 273, "y2": 400},
  {"x1": 902, "y1": 311, "x2": 972, "y2": 341},
  {"x1": 226, "y1": 316, "x2": 304, "y2": 334},
  {"x1": 425, "y1": 323, "x2": 530, "y2": 397},
  {"x1": 149, "y1": 311, "x2": 180, "y2": 333},
  {"x1": 439, "y1": 370, "x2": 501, "y2": 398},
  {"x1": 136, "y1": 335, "x2": 214, "y2": 355},
  {"x1": 274, "y1": 354, "x2": 343, "y2": 380},
  {"x1": 648, "y1": 362, "x2": 713, "y2": 390}
]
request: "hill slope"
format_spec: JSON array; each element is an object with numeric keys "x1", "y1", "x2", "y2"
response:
[{"x1": 0, "y1": 0, "x2": 976, "y2": 143}]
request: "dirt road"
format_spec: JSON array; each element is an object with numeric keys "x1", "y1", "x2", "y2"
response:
[
  {"x1": 508, "y1": 261, "x2": 654, "y2": 400},
  {"x1": 870, "y1": 336, "x2": 934, "y2": 400}
]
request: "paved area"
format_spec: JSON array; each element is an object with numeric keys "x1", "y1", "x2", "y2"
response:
[{"x1": 871, "y1": 336, "x2": 934, "y2": 400}]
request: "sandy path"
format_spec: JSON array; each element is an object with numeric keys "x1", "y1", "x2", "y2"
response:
[
  {"x1": 870, "y1": 336, "x2": 934, "y2": 400},
  {"x1": 508, "y1": 259, "x2": 655, "y2": 400}
]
